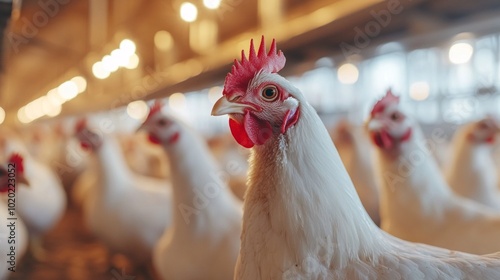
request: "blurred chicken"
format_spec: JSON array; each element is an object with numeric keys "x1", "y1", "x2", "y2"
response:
[
  {"x1": 0, "y1": 161, "x2": 29, "y2": 280},
  {"x1": 0, "y1": 134, "x2": 66, "y2": 260},
  {"x1": 74, "y1": 119, "x2": 172, "y2": 264},
  {"x1": 212, "y1": 37, "x2": 500, "y2": 279},
  {"x1": 446, "y1": 117, "x2": 500, "y2": 210},
  {"x1": 331, "y1": 119, "x2": 380, "y2": 225},
  {"x1": 119, "y1": 132, "x2": 170, "y2": 179},
  {"x1": 207, "y1": 133, "x2": 249, "y2": 200},
  {"x1": 367, "y1": 90, "x2": 500, "y2": 254},
  {"x1": 138, "y1": 102, "x2": 242, "y2": 280}
]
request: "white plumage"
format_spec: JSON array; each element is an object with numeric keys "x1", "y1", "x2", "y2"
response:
[
  {"x1": 210, "y1": 39, "x2": 500, "y2": 279},
  {"x1": 368, "y1": 94, "x2": 500, "y2": 254},
  {"x1": 331, "y1": 119, "x2": 381, "y2": 225},
  {"x1": 139, "y1": 106, "x2": 242, "y2": 280},
  {"x1": 75, "y1": 120, "x2": 172, "y2": 263},
  {"x1": 0, "y1": 137, "x2": 66, "y2": 258},
  {"x1": 446, "y1": 118, "x2": 500, "y2": 210}
]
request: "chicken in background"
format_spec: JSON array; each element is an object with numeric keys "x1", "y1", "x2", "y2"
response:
[
  {"x1": 212, "y1": 37, "x2": 500, "y2": 279},
  {"x1": 0, "y1": 160, "x2": 29, "y2": 280},
  {"x1": 331, "y1": 119, "x2": 381, "y2": 225},
  {"x1": 445, "y1": 116, "x2": 500, "y2": 210},
  {"x1": 119, "y1": 132, "x2": 170, "y2": 179},
  {"x1": 138, "y1": 102, "x2": 242, "y2": 280},
  {"x1": 73, "y1": 119, "x2": 172, "y2": 265},
  {"x1": 0, "y1": 133, "x2": 66, "y2": 260},
  {"x1": 207, "y1": 133, "x2": 249, "y2": 200},
  {"x1": 367, "y1": 90, "x2": 500, "y2": 254},
  {"x1": 71, "y1": 130, "x2": 170, "y2": 209}
]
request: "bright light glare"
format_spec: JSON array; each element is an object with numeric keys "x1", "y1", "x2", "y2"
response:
[
  {"x1": 203, "y1": 0, "x2": 221, "y2": 9},
  {"x1": 25, "y1": 100, "x2": 43, "y2": 121},
  {"x1": 120, "y1": 39, "x2": 136, "y2": 55},
  {"x1": 169, "y1": 93, "x2": 187, "y2": 110},
  {"x1": 337, "y1": 63, "x2": 359, "y2": 85},
  {"x1": 154, "y1": 30, "x2": 174, "y2": 51},
  {"x1": 71, "y1": 76, "x2": 87, "y2": 93},
  {"x1": 58, "y1": 81, "x2": 79, "y2": 100},
  {"x1": 126, "y1": 100, "x2": 149, "y2": 120},
  {"x1": 102, "y1": 55, "x2": 119, "y2": 72},
  {"x1": 180, "y1": 2, "x2": 198, "y2": 22},
  {"x1": 92, "y1": 61, "x2": 110, "y2": 79},
  {"x1": 18, "y1": 107, "x2": 31, "y2": 124},
  {"x1": 449, "y1": 42, "x2": 474, "y2": 64},
  {"x1": 409, "y1": 81, "x2": 430, "y2": 101},
  {"x1": 41, "y1": 96, "x2": 62, "y2": 117},
  {"x1": 0, "y1": 107, "x2": 5, "y2": 125},
  {"x1": 111, "y1": 49, "x2": 130, "y2": 67},
  {"x1": 124, "y1": 53, "x2": 140, "y2": 69},
  {"x1": 47, "y1": 89, "x2": 65, "y2": 105}
]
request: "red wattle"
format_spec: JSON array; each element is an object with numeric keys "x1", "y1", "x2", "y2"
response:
[
  {"x1": 486, "y1": 135, "x2": 495, "y2": 144},
  {"x1": 372, "y1": 130, "x2": 394, "y2": 149},
  {"x1": 244, "y1": 112, "x2": 272, "y2": 146},
  {"x1": 80, "y1": 141, "x2": 91, "y2": 151},
  {"x1": 229, "y1": 118, "x2": 254, "y2": 148},
  {"x1": 148, "y1": 134, "x2": 161, "y2": 145}
]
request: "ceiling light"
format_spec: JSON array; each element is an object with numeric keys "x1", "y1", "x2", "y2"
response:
[
  {"x1": 58, "y1": 81, "x2": 79, "y2": 100},
  {"x1": 124, "y1": 53, "x2": 140, "y2": 69},
  {"x1": 337, "y1": 63, "x2": 359, "y2": 85},
  {"x1": 92, "y1": 61, "x2": 110, "y2": 79},
  {"x1": 180, "y1": 2, "x2": 198, "y2": 22},
  {"x1": 449, "y1": 42, "x2": 474, "y2": 64},
  {"x1": 0, "y1": 107, "x2": 5, "y2": 125},
  {"x1": 120, "y1": 39, "x2": 136, "y2": 56},
  {"x1": 71, "y1": 76, "x2": 87, "y2": 93},
  {"x1": 409, "y1": 81, "x2": 430, "y2": 101},
  {"x1": 154, "y1": 30, "x2": 174, "y2": 51},
  {"x1": 203, "y1": 0, "x2": 221, "y2": 9},
  {"x1": 126, "y1": 100, "x2": 149, "y2": 120}
]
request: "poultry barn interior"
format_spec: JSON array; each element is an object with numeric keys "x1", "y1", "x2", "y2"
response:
[{"x1": 2, "y1": 0, "x2": 500, "y2": 279}]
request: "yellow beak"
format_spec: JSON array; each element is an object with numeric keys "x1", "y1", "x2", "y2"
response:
[{"x1": 211, "y1": 96, "x2": 257, "y2": 116}]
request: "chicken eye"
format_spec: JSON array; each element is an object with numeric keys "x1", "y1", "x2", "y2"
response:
[
  {"x1": 390, "y1": 112, "x2": 401, "y2": 121},
  {"x1": 158, "y1": 119, "x2": 167, "y2": 126},
  {"x1": 261, "y1": 86, "x2": 278, "y2": 101}
]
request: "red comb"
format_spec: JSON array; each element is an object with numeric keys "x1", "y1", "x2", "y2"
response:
[
  {"x1": 371, "y1": 89, "x2": 400, "y2": 116},
  {"x1": 223, "y1": 36, "x2": 286, "y2": 98},
  {"x1": 8, "y1": 153, "x2": 24, "y2": 174},
  {"x1": 145, "y1": 100, "x2": 164, "y2": 122},
  {"x1": 75, "y1": 118, "x2": 87, "y2": 133}
]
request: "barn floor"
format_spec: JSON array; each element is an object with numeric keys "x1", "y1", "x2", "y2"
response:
[{"x1": 8, "y1": 205, "x2": 154, "y2": 280}]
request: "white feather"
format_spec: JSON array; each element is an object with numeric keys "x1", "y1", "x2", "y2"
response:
[{"x1": 236, "y1": 75, "x2": 500, "y2": 279}]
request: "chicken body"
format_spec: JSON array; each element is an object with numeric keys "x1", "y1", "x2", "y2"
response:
[
  {"x1": 140, "y1": 108, "x2": 242, "y2": 280},
  {"x1": 332, "y1": 120, "x2": 380, "y2": 225},
  {"x1": 212, "y1": 38, "x2": 500, "y2": 279},
  {"x1": 76, "y1": 125, "x2": 171, "y2": 263},
  {"x1": 446, "y1": 119, "x2": 500, "y2": 210},
  {"x1": 368, "y1": 93, "x2": 500, "y2": 255}
]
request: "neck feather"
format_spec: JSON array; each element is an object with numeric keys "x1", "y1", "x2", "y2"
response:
[
  {"x1": 163, "y1": 125, "x2": 236, "y2": 227},
  {"x1": 375, "y1": 128, "x2": 453, "y2": 220},
  {"x1": 95, "y1": 136, "x2": 133, "y2": 192},
  {"x1": 244, "y1": 101, "x2": 384, "y2": 267}
]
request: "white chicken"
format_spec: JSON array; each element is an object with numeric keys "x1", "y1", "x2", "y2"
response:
[
  {"x1": 0, "y1": 161, "x2": 29, "y2": 280},
  {"x1": 138, "y1": 103, "x2": 242, "y2": 280},
  {"x1": 0, "y1": 136, "x2": 66, "y2": 259},
  {"x1": 207, "y1": 133, "x2": 249, "y2": 201},
  {"x1": 331, "y1": 119, "x2": 381, "y2": 225},
  {"x1": 446, "y1": 117, "x2": 500, "y2": 210},
  {"x1": 212, "y1": 37, "x2": 500, "y2": 279},
  {"x1": 367, "y1": 90, "x2": 500, "y2": 254},
  {"x1": 74, "y1": 119, "x2": 172, "y2": 263}
]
